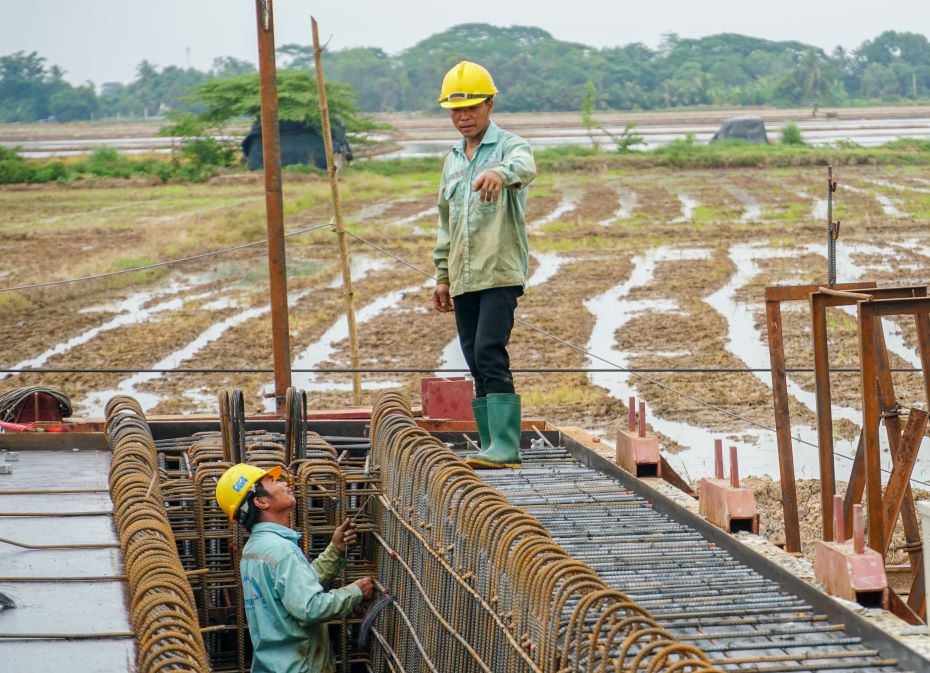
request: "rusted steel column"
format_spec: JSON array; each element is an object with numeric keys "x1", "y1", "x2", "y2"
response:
[
  {"x1": 764, "y1": 299, "x2": 801, "y2": 553},
  {"x1": 255, "y1": 0, "x2": 292, "y2": 414},
  {"x1": 810, "y1": 293, "x2": 836, "y2": 541},
  {"x1": 311, "y1": 16, "x2": 362, "y2": 406},
  {"x1": 843, "y1": 432, "x2": 865, "y2": 536},
  {"x1": 881, "y1": 408, "x2": 928, "y2": 555},
  {"x1": 713, "y1": 438, "x2": 724, "y2": 480},
  {"x1": 857, "y1": 301, "x2": 884, "y2": 552}
]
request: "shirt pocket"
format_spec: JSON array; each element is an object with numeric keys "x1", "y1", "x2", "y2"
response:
[{"x1": 444, "y1": 178, "x2": 463, "y2": 223}]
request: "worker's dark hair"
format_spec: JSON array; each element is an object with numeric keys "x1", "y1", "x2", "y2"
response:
[{"x1": 238, "y1": 480, "x2": 271, "y2": 532}]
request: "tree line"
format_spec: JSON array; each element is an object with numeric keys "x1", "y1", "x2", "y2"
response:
[{"x1": 3, "y1": 25, "x2": 930, "y2": 123}]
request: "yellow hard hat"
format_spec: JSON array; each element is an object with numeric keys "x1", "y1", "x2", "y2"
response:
[
  {"x1": 438, "y1": 61, "x2": 498, "y2": 109},
  {"x1": 215, "y1": 463, "x2": 282, "y2": 523}
]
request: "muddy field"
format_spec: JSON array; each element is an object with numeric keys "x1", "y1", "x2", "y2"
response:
[{"x1": 2, "y1": 163, "x2": 930, "y2": 558}]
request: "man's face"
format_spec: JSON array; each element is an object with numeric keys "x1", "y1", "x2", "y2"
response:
[
  {"x1": 450, "y1": 99, "x2": 493, "y2": 140},
  {"x1": 256, "y1": 473, "x2": 295, "y2": 514}
]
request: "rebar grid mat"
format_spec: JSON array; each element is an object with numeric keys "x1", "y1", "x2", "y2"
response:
[
  {"x1": 367, "y1": 391, "x2": 725, "y2": 673},
  {"x1": 475, "y1": 444, "x2": 904, "y2": 673},
  {"x1": 149, "y1": 423, "x2": 378, "y2": 671},
  {"x1": 104, "y1": 394, "x2": 211, "y2": 673}
]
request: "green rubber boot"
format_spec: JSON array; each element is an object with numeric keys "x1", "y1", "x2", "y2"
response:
[
  {"x1": 466, "y1": 393, "x2": 522, "y2": 469},
  {"x1": 471, "y1": 397, "x2": 491, "y2": 449}
]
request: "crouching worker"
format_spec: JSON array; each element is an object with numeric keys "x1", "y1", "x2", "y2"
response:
[{"x1": 216, "y1": 463, "x2": 375, "y2": 673}]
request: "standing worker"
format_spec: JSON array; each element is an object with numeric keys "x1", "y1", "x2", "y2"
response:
[
  {"x1": 432, "y1": 61, "x2": 537, "y2": 469},
  {"x1": 216, "y1": 463, "x2": 375, "y2": 673}
]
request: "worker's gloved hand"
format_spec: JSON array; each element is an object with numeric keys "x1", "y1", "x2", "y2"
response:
[
  {"x1": 472, "y1": 170, "x2": 503, "y2": 202},
  {"x1": 332, "y1": 518, "x2": 358, "y2": 552},
  {"x1": 353, "y1": 576, "x2": 375, "y2": 600},
  {"x1": 433, "y1": 283, "x2": 453, "y2": 313}
]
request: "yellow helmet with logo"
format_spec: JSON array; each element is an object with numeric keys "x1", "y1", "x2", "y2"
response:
[
  {"x1": 215, "y1": 463, "x2": 283, "y2": 523},
  {"x1": 438, "y1": 61, "x2": 498, "y2": 109}
]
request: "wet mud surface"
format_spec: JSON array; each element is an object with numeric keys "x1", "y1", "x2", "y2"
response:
[{"x1": 3, "y1": 167, "x2": 929, "y2": 476}]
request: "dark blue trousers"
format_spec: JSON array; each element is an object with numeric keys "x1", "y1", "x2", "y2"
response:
[{"x1": 453, "y1": 286, "x2": 523, "y2": 398}]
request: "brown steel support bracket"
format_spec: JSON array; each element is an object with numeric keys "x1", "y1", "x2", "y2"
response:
[
  {"x1": 881, "y1": 409, "x2": 928, "y2": 556},
  {"x1": 765, "y1": 282, "x2": 876, "y2": 553},
  {"x1": 810, "y1": 285, "x2": 926, "y2": 542},
  {"x1": 888, "y1": 587, "x2": 924, "y2": 625},
  {"x1": 858, "y1": 295, "x2": 930, "y2": 557}
]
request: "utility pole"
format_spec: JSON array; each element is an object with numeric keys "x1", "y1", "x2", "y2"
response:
[
  {"x1": 312, "y1": 17, "x2": 362, "y2": 406},
  {"x1": 255, "y1": 0, "x2": 292, "y2": 414}
]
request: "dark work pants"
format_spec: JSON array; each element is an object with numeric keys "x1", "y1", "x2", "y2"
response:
[{"x1": 453, "y1": 286, "x2": 523, "y2": 398}]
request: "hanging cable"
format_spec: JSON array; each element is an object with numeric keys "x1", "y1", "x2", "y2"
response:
[{"x1": 0, "y1": 222, "x2": 335, "y2": 294}]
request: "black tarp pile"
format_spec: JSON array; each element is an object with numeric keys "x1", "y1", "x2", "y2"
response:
[{"x1": 241, "y1": 120, "x2": 353, "y2": 170}]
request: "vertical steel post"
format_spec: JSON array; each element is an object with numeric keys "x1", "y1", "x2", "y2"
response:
[
  {"x1": 833, "y1": 494, "x2": 844, "y2": 542},
  {"x1": 255, "y1": 0, "x2": 291, "y2": 414},
  {"x1": 765, "y1": 298, "x2": 802, "y2": 553},
  {"x1": 311, "y1": 16, "x2": 362, "y2": 406},
  {"x1": 714, "y1": 438, "x2": 724, "y2": 480},
  {"x1": 810, "y1": 293, "x2": 836, "y2": 541},
  {"x1": 857, "y1": 301, "x2": 884, "y2": 552},
  {"x1": 729, "y1": 446, "x2": 740, "y2": 489}
]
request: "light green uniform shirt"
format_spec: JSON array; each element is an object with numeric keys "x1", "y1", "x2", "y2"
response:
[
  {"x1": 433, "y1": 122, "x2": 536, "y2": 297},
  {"x1": 240, "y1": 523, "x2": 362, "y2": 673}
]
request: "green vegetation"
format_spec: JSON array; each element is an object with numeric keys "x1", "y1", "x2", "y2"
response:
[
  {"x1": 780, "y1": 122, "x2": 805, "y2": 145},
  {"x1": 291, "y1": 26, "x2": 930, "y2": 112},
  {"x1": 163, "y1": 71, "x2": 374, "y2": 136},
  {"x1": 4, "y1": 27, "x2": 930, "y2": 122}
]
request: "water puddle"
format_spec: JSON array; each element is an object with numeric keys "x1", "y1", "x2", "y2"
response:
[
  {"x1": 353, "y1": 201, "x2": 394, "y2": 222},
  {"x1": 1, "y1": 277, "x2": 208, "y2": 382},
  {"x1": 728, "y1": 188, "x2": 762, "y2": 223},
  {"x1": 583, "y1": 243, "x2": 930, "y2": 481},
  {"x1": 393, "y1": 207, "x2": 436, "y2": 227},
  {"x1": 672, "y1": 195, "x2": 698, "y2": 223},
  {"x1": 843, "y1": 183, "x2": 907, "y2": 218},
  {"x1": 811, "y1": 198, "x2": 828, "y2": 220},
  {"x1": 867, "y1": 178, "x2": 930, "y2": 195},
  {"x1": 598, "y1": 189, "x2": 637, "y2": 226},
  {"x1": 263, "y1": 283, "x2": 427, "y2": 409},
  {"x1": 326, "y1": 255, "x2": 390, "y2": 289},
  {"x1": 526, "y1": 251, "x2": 571, "y2": 288},
  {"x1": 805, "y1": 241, "x2": 927, "y2": 369},
  {"x1": 531, "y1": 189, "x2": 579, "y2": 230},
  {"x1": 81, "y1": 302, "x2": 270, "y2": 417}
]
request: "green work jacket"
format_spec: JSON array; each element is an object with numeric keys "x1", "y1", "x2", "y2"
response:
[
  {"x1": 434, "y1": 122, "x2": 536, "y2": 297},
  {"x1": 240, "y1": 523, "x2": 362, "y2": 673}
]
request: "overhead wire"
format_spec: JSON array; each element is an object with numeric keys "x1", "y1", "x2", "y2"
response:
[
  {"x1": 0, "y1": 222, "x2": 335, "y2": 294},
  {"x1": 1, "y1": 366, "x2": 924, "y2": 374}
]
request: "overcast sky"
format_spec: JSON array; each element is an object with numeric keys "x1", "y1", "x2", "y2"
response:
[{"x1": 3, "y1": 0, "x2": 928, "y2": 86}]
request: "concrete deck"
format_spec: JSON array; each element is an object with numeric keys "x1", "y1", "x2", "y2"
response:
[{"x1": 0, "y1": 448, "x2": 134, "y2": 673}]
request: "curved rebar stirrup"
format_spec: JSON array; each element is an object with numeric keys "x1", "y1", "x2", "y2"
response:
[{"x1": 367, "y1": 391, "x2": 724, "y2": 673}]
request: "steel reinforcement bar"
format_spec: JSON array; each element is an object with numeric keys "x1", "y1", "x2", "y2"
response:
[
  {"x1": 367, "y1": 391, "x2": 724, "y2": 673},
  {"x1": 105, "y1": 394, "x2": 211, "y2": 673}
]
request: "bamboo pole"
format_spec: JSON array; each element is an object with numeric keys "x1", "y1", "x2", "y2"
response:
[
  {"x1": 255, "y1": 0, "x2": 292, "y2": 414},
  {"x1": 311, "y1": 17, "x2": 362, "y2": 405}
]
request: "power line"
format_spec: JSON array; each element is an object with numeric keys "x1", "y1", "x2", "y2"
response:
[
  {"x1": 0, "y1": 222, "x2": 336, "y2": 294},
  {"x1": 0, "y1": 367, "x2": 923, "y2": 374}
]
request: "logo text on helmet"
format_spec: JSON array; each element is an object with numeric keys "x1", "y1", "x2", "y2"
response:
[{"x1": 232, "y1": 475, "x2": 249, "y2": 493}]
